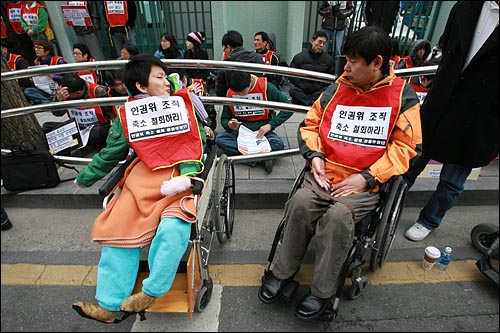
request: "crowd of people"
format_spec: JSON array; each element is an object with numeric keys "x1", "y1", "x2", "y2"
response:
[{"x1": 1, "y1": 0, "x2": 498, "y2": 326}]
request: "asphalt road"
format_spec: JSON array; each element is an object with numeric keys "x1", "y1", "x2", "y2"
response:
[{"x1": 1, "y1": 206, "x2": 498, "y2": 332}]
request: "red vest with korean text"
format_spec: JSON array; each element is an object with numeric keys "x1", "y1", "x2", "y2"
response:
[
  {"x1": 1, "y1": 17, "x2": 7, "y2": 38},
  {"x1": 77, "y1": 58, "x2": 98, "y2": 84},
  {"x1": 227, "y1": 76, "x2": 269, "y2": 122},
  {"x1": 319, "y1": 78, "x2": 405, "y2": 171},
  {"x1": 119, "y1": 89, "x2": 204, "y2": 171},
  {"x1": 20, "y1": 2, "x2": 47, "y2": 31},
  {"x1": 104, "y1": 1, "x2": 128, "y2": 27},
  {"x1": 6, "y1": 1, "x2": 24, "y2": 34},
  {"x1": 67, "y1": 82, "x2": 107, "y2": 126}
]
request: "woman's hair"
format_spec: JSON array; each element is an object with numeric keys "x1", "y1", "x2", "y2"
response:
[
  {"x1": 121, "y1": 43, "x2": 139, "y2": 57},
  {"x1": 159, "y1": 33, "x2": 182, "y2": 59},
  {"x1": 124, "y1": 54, "x2": 169, "y2": 96},
  {"x1": 343, "y1": 26, "x2": 392, "y2": 75},
  {"x1": 33, "y1": 39, "x2": 54, "y2": 55},
  {"x1": 73, "y1": 42, "x2": 92, "y2": 59}
]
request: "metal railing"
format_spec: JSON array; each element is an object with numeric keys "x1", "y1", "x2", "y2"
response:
[{"x1": 1, "y1": 60, "x2": 437, "y2": 166}]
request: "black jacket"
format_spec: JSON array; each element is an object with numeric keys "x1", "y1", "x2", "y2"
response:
[
  {"x1": 421, "y1": 1, "x2": 499, "y2": 167},
  {"x1": 289, "y1": 47, "x2": 335, "y2": 95},
  {"x1": 215, "y1": 47, "x2": 263, "y2": 97}
]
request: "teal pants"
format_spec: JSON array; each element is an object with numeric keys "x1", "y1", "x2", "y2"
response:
[{"x1": 95, "y1": 217, "x2": 191, "y2": 311}]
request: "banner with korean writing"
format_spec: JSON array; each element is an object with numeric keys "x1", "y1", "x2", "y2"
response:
[
  {"x1": 61, "y1": 5, "x2": 92, "y2": 27},
  {"x1": 124, "y1": 96, "x2": 190, "y2": 142}
]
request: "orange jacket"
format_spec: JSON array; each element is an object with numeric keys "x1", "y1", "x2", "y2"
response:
[{"x1": 299, "y1": 68, "x2": 421, "y2": 191}]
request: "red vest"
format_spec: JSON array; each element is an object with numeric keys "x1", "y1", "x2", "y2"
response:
[
  {"x1": 104, "y1": 1, "x2": 128, "y2": 27},
  {"x1": 319, "y1": 78, "x2": 405, "y2": 171},
  {"x1": 6, "y1": 1, "x2": 24, "y2": 34},
  {"x1": 34, "y1": 55, "x2": 65, "y2": 66},
  {"x1": 408, "y1": 77, "x2": 428, "y2": 105},
  {"x1": 259, "y1": 50, "x2": 276, "y2": 65},
  {"x1": 119, "y1": 89, "x2": 204, "y2": 171},
  {"x1": 77, "y1": 58, "x2": 98, "y2": 84},
  {"x1": 1, "y1": 17, "x2": 7, "y2": 39},
  {"x1": 400, "y1": 55, "x2": 414, "y2": 68},
  {"x1": 6, "y1": 53, "x2": 22, "y2": 70},
  {"x1": 67, "y1": 82, "x2": 108, "y2": 126},
  {"x1": 227, "y1": 76, "x2": 270, "y2": 122},
  {"x1": 20, "y1": 2, "x2": 47, "y2": 31}
]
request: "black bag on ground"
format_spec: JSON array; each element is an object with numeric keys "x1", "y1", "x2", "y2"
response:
[{"x1": 1, "y1": 145, "x2": 78, "y2": 192}]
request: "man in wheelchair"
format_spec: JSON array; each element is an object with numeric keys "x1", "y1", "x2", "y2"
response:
[
  {"x1": 72, "y1": 54, "x2": 211, "y2": 324},
  {"x1": 258, "y1": 26, "x2": 422, "y2": 322}
]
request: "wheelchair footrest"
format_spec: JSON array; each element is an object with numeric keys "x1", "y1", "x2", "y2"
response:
[{"x1": 281, "y1": 280, "x2": 300, "y2": 301}]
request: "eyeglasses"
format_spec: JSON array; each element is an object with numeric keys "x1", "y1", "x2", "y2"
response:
[
  {"x1": 73, "y1": 52, "x2": 83, "y2": 56},
  {"x1": 33, "y1": 46, "x2": 44, "y2": 50}
]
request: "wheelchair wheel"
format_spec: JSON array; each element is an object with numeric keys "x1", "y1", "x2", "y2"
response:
[
  {"x1": 369, "y1": 176, "x2": 406, "y2": 272},
  {"x1": 214, "y1": 154, "x2": 235, "y2": 244},
  {"x1": 346, "y1": 276, "x2": 368, "y2": 300},
  {"x1": 194, "y1": 278, "x2": 213, "y2": 313},
  {"x1": 377, "y1": 181, "x2": 408, "y2": 268},
  {"x1": 471, "y1": 223, "x2": 498, "y2": 255}
]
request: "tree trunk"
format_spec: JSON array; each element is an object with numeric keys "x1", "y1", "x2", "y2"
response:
[{"x1": 1, "y1": 58, "x2": 48, "y2": 150}]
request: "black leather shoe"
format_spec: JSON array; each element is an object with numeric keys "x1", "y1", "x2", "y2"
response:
[
  {"x1": 294, "y1": 290, "x2": 333, "y2": 321},
  {"x1": 258, "y1": 270, "x2": 295, "y2": 304}
]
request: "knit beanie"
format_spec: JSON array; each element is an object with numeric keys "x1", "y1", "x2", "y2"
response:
[{"x1": 187, "y1": 31, "x2": 205, "y2": 48}]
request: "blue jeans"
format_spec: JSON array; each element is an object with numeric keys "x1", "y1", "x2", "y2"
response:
[
  {"x1": 24, "y1": 87, "x2": 52, "y2": 105},
  {"x1": 215, "y1": 129, "x2": 285, "y2": 167},
  {"x1": 403, "y1": 155, "x2": 472, "y2": 230},
  {"x1": 95, "y1": 217, "x2": 190, "y2": 311},
  {"x1": 321, "y1": 28, "x2": 344, "y2": 61}
]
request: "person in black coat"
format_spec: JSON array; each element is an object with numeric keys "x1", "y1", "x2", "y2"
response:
[
  {"x1": 288, "y1": 31, "x2": 335, "y2": 106},
  {"x1": 404, "y1": 1, "x2": 499, "y2": 242}
]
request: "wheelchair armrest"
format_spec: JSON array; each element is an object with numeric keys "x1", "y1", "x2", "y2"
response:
[
  {"x1": 192, "y1": 140, "x2": 218, "y2": 195},
  {"x1": 98, "y1": 152, "x2": 137, "y2": 197}
]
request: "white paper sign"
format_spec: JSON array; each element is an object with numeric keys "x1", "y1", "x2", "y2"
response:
[
  {"x1": 124, "y1": 96, "x2": 190, "y2": 142},
  {"x1": 237, "y1": 125, "x2": 271, "y2": 155},
  {"x1": 45, "y1": 120, "x2": 82, "y2": 154},
  {"x1": 328, "y1": 104, "x2": 391, "y2": 148},
  {"x1": 30, "y1": 66, "x2": 57, "y2": 95}
]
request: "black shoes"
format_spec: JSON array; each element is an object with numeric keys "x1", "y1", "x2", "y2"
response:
[
  {"x1": 294, "y1": 290, "x2": 334, "y2": 322},
  {"x1": 1, "y1": 219, "x2": 12, "y2": 231},
  {"x1": 264, "y1": 160, "x2": 273, "y2": 174},
  {"x1": 258, "y1": 270, "x2": 297, "y2": 304}
]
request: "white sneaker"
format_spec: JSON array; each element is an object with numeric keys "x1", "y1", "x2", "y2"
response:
[{"x1": 405, "y1": 222, "x2": 432, "y2": 241}]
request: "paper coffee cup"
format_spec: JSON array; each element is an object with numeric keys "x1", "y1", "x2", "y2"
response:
[{"x1": 422, "y1": 246, "x2": 440, "y2": 270}]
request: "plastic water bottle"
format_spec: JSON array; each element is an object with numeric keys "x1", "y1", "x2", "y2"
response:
[{"x1": 435, "y1": 246, "x2": 452, "y2": 270}]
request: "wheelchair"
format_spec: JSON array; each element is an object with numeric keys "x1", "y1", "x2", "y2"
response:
[
  {"x1": 261, "y1": 164, "x2": 408, "y2": 320},
  {"x1": 99, "y1": 139, "x2": 235, "y2": 319}
]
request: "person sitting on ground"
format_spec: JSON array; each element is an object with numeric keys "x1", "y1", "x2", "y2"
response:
[
  {"x1": 1, "y1": 40, "x2": 34, "y2": 90},
  {"x1": 407, "y1": 57, "x2": 440, "y2": 105},
  {"x1": 183, "y1": 31, "x2": 217, "y2": 130},
  {"x1": 288, "y1": 31, "x2": 335, "y2": 106},
  {"x1": 253, "y1": 31, "x2": 283, "y2": 89},
  {"x1": 215, "y1": 71, "x2": 293, "y2": 173},
  {"x1": 257, "y1": 26, "x2": 421, "y2": 322},
  {"x1": 23, "y1": 39, "x2": 68, "y2": 105},
  {"x1": 215, "y1": 30, "x2": 264, "y2": 97},
  {"x1": 395, "y1": 39, "x2": 432, "y2": 69},
  {"x1": 43, "y1": 73, "x2": 115, "y2": 157},
  {"x1": 73, "y1": 42, "x2": 102, "y2": 84},
  {"x1": 119, "y1": 42, "x2": 139, "y2": 60},
  {"x1": 154, "y1": 32, "x2": 184, "y2": 60},
  {"x1": 103, "y1": 69, "x2": 129, "y2": 116},
  {"x1": 72, "y1": 54, "x2": 210, "y2": 324}
]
